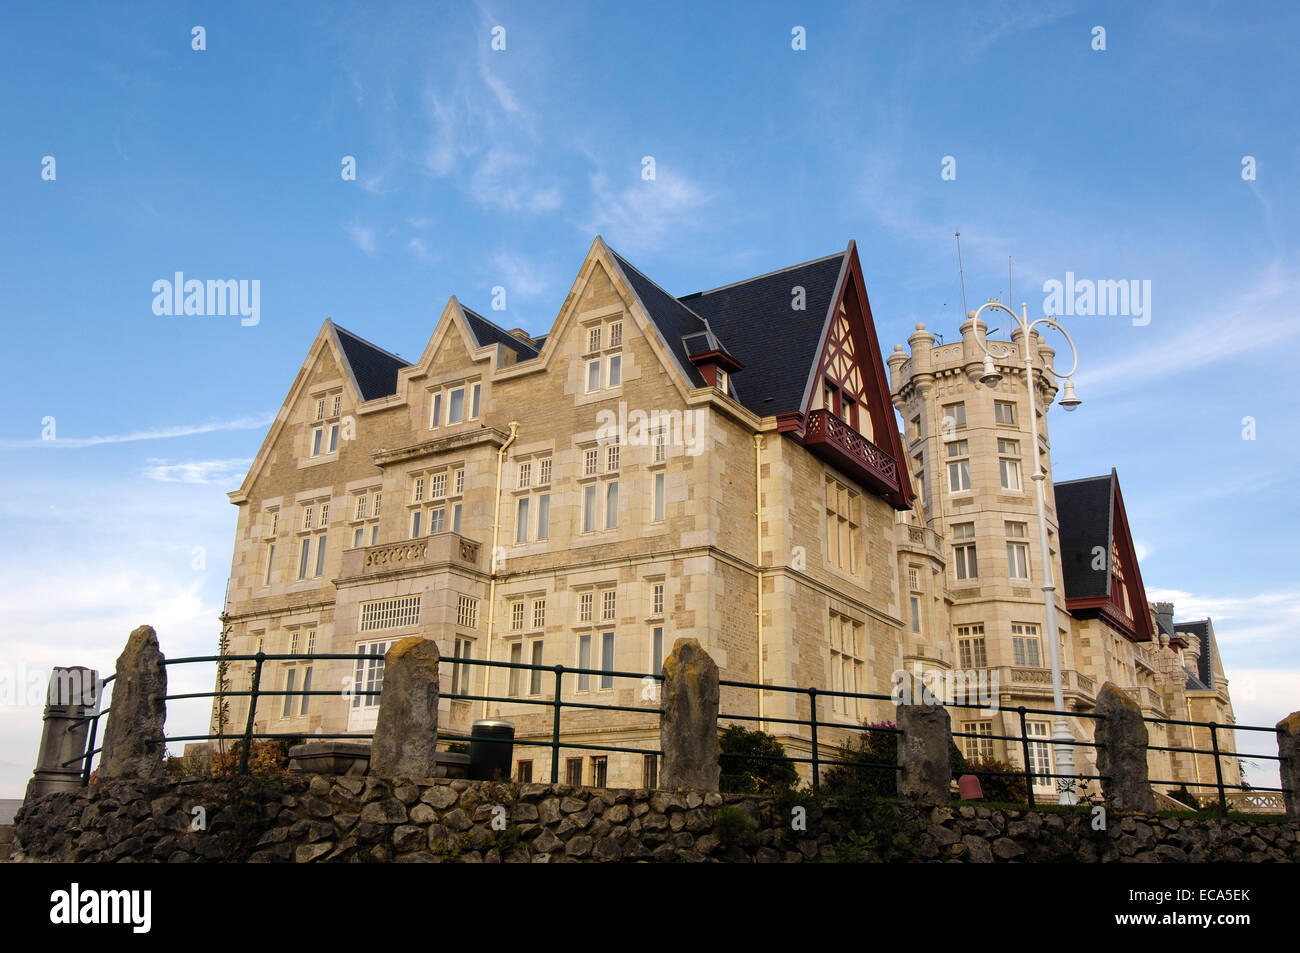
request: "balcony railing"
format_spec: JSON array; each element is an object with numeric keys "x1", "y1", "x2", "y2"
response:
[
  {"x1": 339, "y1": 531, "x2": 483, "y2": 580},
  {"x1": 802, "y1": 408, "x2": 900, "y2": 497}
]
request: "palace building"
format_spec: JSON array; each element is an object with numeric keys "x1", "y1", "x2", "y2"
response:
[{"x1": 214, "y1": 237, "x2": 1236, "y2": 796}]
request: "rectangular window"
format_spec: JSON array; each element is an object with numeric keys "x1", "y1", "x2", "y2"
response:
[
  {"x1": 352, "y1": 640, "x2": 389, "y2": 708},
  {"x1": 606, "y1": 445, "x2": 620, "y2": 472},
  {"x1": 942, "y1": 402, "x2": 966, "y2": 430},
  {"x1": 825, "y1": 478, "x2": 860, "y2": 574},
  {"x1": 448, "y1": 388, "x2": 465, "y2": 425},
  {"x1": 470, "y1": 382, "x2": 481, "y2": 419},
  {"x1": 566, "y1": 758, "x2": 583, "y2": 786},
  {"x1": 529, "y1": 640, "x2": 544, "y2": 695},
  {"x1": 509, "y1": 642, "x2": 522, "y2": 697},
  {"x1": 584, "y1": 449, "x2": 598, "y2": 477},
  {"x1": 452, "y1": 637, "x2": 473, "y2": 696},
  {"x1": 910, "y1": 595, "x2": 921, "y2": 634},
  {"x1": 353, "y1": 527, "x2": 364, "y2": 548},
  {"x1": 355, "y1": 495, "x2": 368, "y2": 521},
  {"x1": 331, "y1": 394, "x2": 342, "y2": 418},
  {"x1": 282, "y1": 667, "x2": 297, "y2": 718},
  {"x1": 1026, "y1": 721, "x2": 1053, "y2": 787},
  {"x1": 314, "y1": 534, "x2": 326, "y2": 577},
  {"x1": 588, "y1": 326, "x2": 602, "y2": 353},
  {"x1": 651, "y1": 583, "x2": 664, "y2": 616},
  {"x1": 995, "y1": 400, "x2": 1016, "y2": 425},
  {"x1": 533, "y1": 599, "x2": 546, "y2": 629},
  {"x1": 410, "y1": 511, "x2": 421, "y2": 539},
  {"x1": 453, "y1": 469, "x2": 464, "y2": 496},
  {"x1": 1012, "y1": 624, "x2": 1042, "y2": 667},
  {"x1": 264, "y1": 543, "x2": 275, "y2": 585},
  {"x1": 303, "y1": 505, "x2": 315, "y2": 531},
  {"x1": 962, "y1": 721, "x2": 995, "y2": 763},
  {"x1": 518, "y1": 462, "x2": 531, "y2": 488},
  {"x1": 609, "y1": 321, "x2": 623, "y2": 347},
  {"x1": 652, "y1": 626, "x2": 664, "y2": 677},
  {"x1": 328, "y1": 424, "x2": 339, "y2": 453},
  {"x1": 608, "y1": 354, "x2": 622, "y2": 387},
  {"x1": 511, "y1": 601, "x2": 525, "y2": 631},
  {"x1": 431, "y1": 472, "x2": 446, "y2": 499},
  {"x1": 947, "y1": 444, "x2": 971, "y2": 492},
  {"x1": 413, "y1": 478, "x2": 424, "y2": 503},
  {"x1": 298, "y1": 538, "x2": 311, "y2": 579},
  {"x1": 999, "y1": 439, "x2": 1022, "y2": 490},
  {"x1": 954, "y1": 542, "x2": 978, "y2": 580},
  {"x1": 515, "y1": 497, "x2": 530, "y2": 543},
  {"x1": 428, "y1": 507, "x2": 445, "y2": 535},
  {"x1": 538, "y1": 458, "x2": 551, "y2": 485},
  {"x1": 312, "y1": 428, "x2": 323, "y2": 456},
  {"x1": 300, "y1": 666, "x2": 312, "y2": 716},
  {"x1": 359, "y1": 595, "x2": 421, "y2": 631},
  {"x1": 373, "y1": 492, "x2": 382, "y2": 516},
  {"x1": 601, "y1": 632, "x2": 615, "y2": 689},
  {"x1": 452, "y1": 503, "x2": 462, "y2": 535},
  {"x1": 583, "y1": 484, "x2": 597, "y2": 533},
  {"x1": 642, "y1": 754, "x2": 658, "y2": 789},
  {"x1": 605, "y1": 481, "x2": 618, "y2": 529},
  {"x1": 653, "y1": 429, "x2": 666, "y2": 463},
  {"x1": 957, "y1": 624, "x2": 988, "y2": 668},
  {"x1": 602, "y1": 589, "x2": 617, "y2": 621},
  {"x1": 306, "y1": 630, "x2": 315, "y2": 654},
  {"x1": 516, "y1": 760, "x2": 533, "y2": 783},
  {"x1": 591, "y1": 756, "x2": 608, "y2": 787},
  {"x1": 371, "y1": 524, "x2": 380, "y2": 545},
  {"x1": 653, "y1": 472, "x2": 665, "y2": 522},
  {"x1": 320, "y1": 502, "x2": 329, "y2": 526},
  {"x1": 536, "y1": 494, "x2": 550, "y2": 540},
  {"x1": 457, "y1": 595, "x2": 478, "y2": 629},
  {"x1": 586, "y1": 360, "x2": 601, "y2": 393},
  {"x1": 430, "y1": 392, "x2": 442, "y2": 428},
  {"x1": 316, "y1": 398, "x2": 326, "y2": 421},
  {"x1": 1007, "y1": 540, "x2": 1030, "y2": 579},
  {"x1": 578, "y1": 634, "x2": 591, "y2": 691},
  {"x1": 579, "y1": 592, "x2": 593, "y2": 622}
]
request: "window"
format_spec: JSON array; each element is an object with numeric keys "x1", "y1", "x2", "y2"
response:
[
  {"x1": 428, "y1": 507, "x2": 445, "y2": 534},
  {"x1": 998, "y1": 439, "x2": 1022, "y2": 491},
  {"x1": 328, "y1": 424, "x2": 339, "y2": 453},
  {"x1": 518, "y1": 462, "x2": 531, "y2": 488},
  {"x1": 374, "y1": 492, "x2": 382, "y2": 516},
  {"x1": 591, "y1": 756, "x2": 608, "y2": 788},
  {"x1": 314, "y1": 534, "x2": 327, "y2": 577},
  {"x1": 957, "y1": 624, "x2": 988, "y2": 668},
  {"x1": 315, "y1": 398, "x2": 326, "y2": 421},
  {"x1": 579, "y1": 592, "x2": 594, "y2": 623},
  {"x1": 515, "y1": 497, "x2": 530, "y2": 543},
  {"x1": 299, "y1": 665, "x2": 313, "y2": 716},
  {"x1": 587, "y1": 326, "x2": 602, "y2": 353},
  {"x1": 827, "y1": 614, "x2": 864, "y2": 719},
  {"x1": 953, "y1": 524, "x2": 978, "y2": 580},
  {"x1": 452, "y1": 637, "x2": 473, "y2": 695},
  {"x1": 282, "y1": 667, "x2": 297, "y2": 718},
  {"x1": 962, "y1": 721, "x2": 995, "y2": 763},
  {"x1": 584, "y1": 449, "x2": 598, "y2": 477},
  {"x1": 511, "y1": 601, "x2": 525, "y2": 631},
  {"x1": 652, "y1": 626, "x2": 664, "y2": 677},
  {"x1": 1012, "y1": 624, "x2": 1042, "y2": 667},
  {"x1": 470, "y1": 382, "x2": 481, "y2": 419},
  {"x1": 909, "y1": 415, "x2": 922, "y2": 441},
  {"x1": 652, "y1": 428, "x2": 666, "y2": 463},
  {"x1": 1025, "y1": 721, "x2": 1053, "y2": 787},
  {"x1": 1006, "y1": 522, "x2": 1030, "y2": 579},
  {"x1": 410, "y1": 511, "x2": 421, "y2": 539},
  {"x1": 652, "y1": 472, "x2": 665, "y2": 522},
  {"x1": 351, "y1": 640, "x2": 390, "y2": 709},
  {"x1": 431, "y1": 472, "x2": 447, "y2": 499},
  {"x1": 910, "y1": 595, "x2": 921, "y2": 634},
  {"x1": 320, "y1": 502, "x2": 329, "y2": 526},
  {"x1": 529, "y1": 640, "x2": 544, "y2": 695},
  {"x1": 642, "y1": 754, "x2": 659, "y2": 789},
  {"x1": 452, "y1": 503, "x2": 462, "y2": 534},
  {"x1": 600, "y1": 632, "x2": 615, "y2": 689},
  {"x1": 533, "y1": 599, "x2": 546, "y2": 630},
  {"x1": 715, "y1": 367, "x2": 728, "y2": 393},
  {"x1": 586, "y1": 360, "x2": 601, "y2": 393},
  {"x1": 995, "y1": 401, "x2": 1016, "y2": 425},
  {"x1": 448, "y1": 388, "x2": 465, "y2": 425},
  {"x1": 303, "y1": 505, "x2": 315, "y2": 531},
  {"x1": 651, "y1": 583, "x2": 664, "y2": 617},
  {"x1": 577, "y1": 634, "x2": 592, "y2": 691},
  {"x1": 947, "y1": 440, "x2": 971, "y2": 492},
  {"x1": 583, "y1": 484, "x2": 597, "y2": 533},
  {"x1": 429, "y1": 392, "x2": 442, "y2": 429},
  {"x1": 457, "y1": 595, "x2": 478, "y2": 629},
  {"x1": 605, "y1": 481, "x2": 618, "y2": 529},
  {"x1": 942, "y1": 402, "x2": 966, "y2": 432},
  {"x1": 306, "y1": 630, "x2": 315, "y2": 654},
  {"x1": 608, "y1": 354, "x2": 622, "y2": 387},
  {"x1": 609, "y1": 321, "x2": 623, "y2": 347},
  {"x1": 825, "y1": 478, "x2": 860, "y2": 574},
  {"x1": 606, "y1": 445, "x2": 620, "y2": 472},
  {"x1": 908, "y1": 567, "x2": 920, "y2": 591},
  {"x1": 359, "y1": 595, "x2": 421, "y2": 631},
  {"x1": 264, "y1": 543, "x2": 276, "y2": 585},
  {"x1": 413, "y1": 477, "x2": 425, "y2": 503},
  {"x1": 331, "y1": 394, "x2": 342, "y2": 418},
  {"x1": 311, "y1": 428, "x2": 323, "y2": 456},
  {"x1": 601, "y1": 589, "x2": 617, "y2": 621},
  {"x1": 298, "y1": 538, "x2": 311, "y2": 579},
  {"x1": 565, "y1": 758, "x2": 583, "y2": 786},
  {"x1": 355, "y1": 495, "x2": 368, "y2": 521},
  {"x1": 536, "y1": 494, "x2": 550, "y2": 540},
  {"x1": 516, "y1": 760, "x2": 533, "y2": 783},
  {"x1": 453, "y1": 469, "x2": 464, "y2": 496},
  {"x1": 538, "y1": 458, "x2": 551, "y2": 485},
  {"x1": 509, "y1": 642, "x2": 523, "y2": 697}
]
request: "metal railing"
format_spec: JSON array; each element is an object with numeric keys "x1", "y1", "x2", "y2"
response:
[{"x1": 63, "y1": 652, "x2": 1291, "y2": 816}]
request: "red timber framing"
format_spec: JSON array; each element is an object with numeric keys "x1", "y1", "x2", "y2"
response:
[
  {"x1": 1065, "y1": 472, "x2": 1155, "y2": 644},
  {"x1": 791, "y1": 242, "x2": 914, "y2": 510}
]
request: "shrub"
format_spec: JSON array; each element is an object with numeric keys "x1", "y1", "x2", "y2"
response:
[
  {"x1": 822, "y1": 721, "x2": 969, "y2": 800},
  {"x1": 964, "y1": 758, "x2": 1029, "y2": 804},
  {"x1": 712, "y1": 805, "x2": 758, "y2": 846},
  {"x1": 1168, "y1": 786, "x2": 1202, "y2": 811},
  {"x1": 210, "y1": 738, "x2": 297, "y2": 777},
  {"x1": 718, "y1": 726, "x2": 800, "y2": 795}
]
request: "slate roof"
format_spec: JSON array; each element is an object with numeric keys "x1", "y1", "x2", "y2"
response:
[
  {"x1": 332, "y1": 323, "x2": 411, "y2": 402},
  {"x1": 677, "y1": 251, "x2": 848, "y2": 417},
  {"x1": 1054, "y1": 473, "x2": 1115, "y2": 600},
  {"x1": 461, "y1": 306, "x2": 540, "y2": 362},
  {"x1": 607, "y1": 251, "x2": 713, "y2": 389},
  {"x1": 1175, "y1": 619, "x2": 1215, "y2": 688}
]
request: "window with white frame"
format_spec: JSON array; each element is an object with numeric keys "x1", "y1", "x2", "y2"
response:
[
  {"x1": 451, "y1": 637, "x2": 474, "y2": 696},
  {"x1": 998, "y1": 439, "x2": 1022, "y2": 491},
  {"x1": 430, "y1": 381, "x2": 481, "y2": 428},
  {"x1": 962, "y1": 721, "x2": 995, "y2": 763},
  {"x1": 579, "y1": 445, "x2": 618, "y2": 533},
  {"x1": 941, "y1": 401, "x2": 966, "y2": 434},
  {"x1": 457, "y1": 594, "x2": 478, "y2": 629},
  {"x1": 538, "y1": 458, "x2": 551, "y2": 485},
  {"x1": 601, "y1": 588, "x2": 617, "y2": 621},
  {"x1": 351, "y1": 639, "x2": 390, "y2": 710},
  {"x1": 1006, "y1": 521, "x2": 1030, "y2": 579},
  {"x1": 578, "y1": 592, "x2": 594, "y2": 623},
  {"x1": 953, "y1": 522, "x2": 978, "y2": 580},
  {"x1": 651, "y1": 582, "x2": 664, "y2": 617},
  {"x1": 910, "y1": 595, "x2": 922, "y2": 634},
  {"x1": 825, "y1": 477, "x2": 860, "y2": 575},
  {"x1": 652, "y1": 427, "x2": 666, "y2": 464},
  {"x1": 995, "y1": 400, "x2": 1016, "y2": 425},
  {"x1": 584, "y1": 449, "x2": 599, "y2": 477},
  {"x1": 514, "y1": 456, "x2": 552, "y2": 544},
  {"x1": 350, "y1": 488, "x2": 381, "y2": 549},
  {"x1": 511, "y1": 600, "x2": 525, "y2": 631},
  {"x1": 908, "y1": 566, "x2": 921, "y2": 591},
  {"x1": 1011, "y1": 623, "x2": 1042, "y2": 667},
  {"x1": 359, "y1": 595, "x2": 421, "y2": 632},
  {"x1": 1025, "y1": 720, "x2": 1053, "y2": 787},
  {"x1": 827, "y1": 613, "x2": 864, "y2": 719},
  {"x1": 947, "y1": 439, "x2": 971, "y2": 492},
  {"x1": 652, "y1": 471, "x2": 666, "y2": 523},
  {"x1": 309, "y1": 389, "x2": 343, "y2": 457},
  {"x1": 583, "y1": 318, "x2": 624, "y2": 393},
  {"x1": 956, "y1": 624, "x2": 988, "y2": 668}
]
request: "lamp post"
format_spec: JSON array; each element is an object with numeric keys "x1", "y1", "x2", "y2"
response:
[{"x1": 969, "y1": 301, "x2": 1081, "y2": 805}]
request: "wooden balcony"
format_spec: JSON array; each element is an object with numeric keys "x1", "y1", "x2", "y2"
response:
[{"x1": 802, "y1": 408, "x2": 900, "y2": 498}]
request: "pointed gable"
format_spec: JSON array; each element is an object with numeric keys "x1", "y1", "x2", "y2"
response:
[
  {"x1": 332, "y1": 323, "x2": 411, "y2": 401},
  {"x1": 1055, "y1": 469, "x2": 1155, "y2": 643}
]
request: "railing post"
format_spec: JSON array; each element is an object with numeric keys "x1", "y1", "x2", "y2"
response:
[
  {"x1": 26, "y1": 667, "x2": 99, "y2": 799},
  {"x1": 1018, "y1": 706, "x2": 1035, "y2": 809},
  {"x1": 81, "y1": 710, "x2": 102, "y2": 786},
  {"x1": 241, "y1": 652, "x2": 265, "y2": 775},
  {"x1": 550, "y1": 664, "x2": 564, "y2": 784},
  {"x1": 1209, "y1": 722, "x2": 1227, "y2": 817},
  {"x1": 808, "y1": 687, "x2": 819, "y2": 794}
]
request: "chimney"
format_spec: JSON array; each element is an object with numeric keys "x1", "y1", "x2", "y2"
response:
[{"x1": 1151, "y1": 601, "x2": 1174, "y2": 632}]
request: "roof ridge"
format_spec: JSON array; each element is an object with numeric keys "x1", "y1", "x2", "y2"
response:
[
  {"x1": 1053, "y1": 473, "x2": 1111, "y2": 488},
  {"x1": 678, "y1": 250, "x2": 847, "y2": 299},
  {"x1": 330, "y1": 321, "x2": 411, "y2": 367},
  {"x1": 607, "y1": 249, "x2": 711, "y2": 329}
]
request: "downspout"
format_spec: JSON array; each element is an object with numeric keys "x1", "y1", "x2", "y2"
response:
[
  {"x1": 754, "y1": 433, "x2": 765, "y2": 732},
  {"x1": 481, "y1": 420, "x2": 519, "y2": 718}
]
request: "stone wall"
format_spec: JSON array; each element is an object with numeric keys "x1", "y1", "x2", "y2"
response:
[{"x1": 13, "y1": 775, "x2": 1298, "y2": 863}]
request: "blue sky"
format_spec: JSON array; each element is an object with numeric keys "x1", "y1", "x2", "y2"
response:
[{"x1": 1, "y1": 1, "x2": 1297, "y2": 797}]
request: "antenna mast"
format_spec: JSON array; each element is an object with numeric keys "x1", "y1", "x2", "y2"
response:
[{"x1": 955, "y1": 232, "x2": 969, "y2": 317}]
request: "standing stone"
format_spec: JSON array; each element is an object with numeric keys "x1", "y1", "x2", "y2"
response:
[
  {"x1": 369, "y1": 637, "x2": 440, "y2": 779},
  {"x1": 897, "y1": 703, "x2": 952, "y2": 806},
  {"x1": 659, "y1": 639, "x2": 720, "y2": 792},
  {"x1": 26, "y1": 666, "x2": 100, "y2": 799},
  {"x1": 98, "y1": 626, "x2": 167, "y2": 781},
  {"x1": 1277, "y1": 712, "x2": 1300, "y2": 821},
  {"x1": 1095, "y1": 682, "x2": 1156, "y2": 813}
]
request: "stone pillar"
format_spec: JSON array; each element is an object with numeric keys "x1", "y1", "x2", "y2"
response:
[
  {"x1": 659, "y1": 638, "x2": 720, "y2": 792},
  {"x1": 25, "y1": 666, "x2": 100, "y2": 799},
  {"x1": 1277, "y1": 712, "x2": 1300, "y2": 821},
  {"x1": 98, "y1": 625, "x2": 167, "y2": 782},
  {"x1": 1095, "y1": 682, "x2": 1156, "y2": 812},
  {"x1": 369, "y1": 637, "x2": 441, "y2": 779},
  {"x1": 897, "y1": 703, "x2": 952, "y2": 806}
]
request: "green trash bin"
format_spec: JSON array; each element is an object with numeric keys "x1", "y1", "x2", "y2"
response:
[{"x1": 469, "y1": 719, "x2": 514, "y2": 781}]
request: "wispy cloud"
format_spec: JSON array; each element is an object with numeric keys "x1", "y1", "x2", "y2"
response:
[
  {"x1": 346, "y1": 218, "x2": 378, "y2": 256},
  {"x1": 490, "y1": 250, "x2": 551, "y2": 300},
  {"x1": 142, "y1": 457, "x2": 252, "y2": 484},
  {"x1": 0, "y1": 414, "x2": 273, "y2": 449},
  {"x1": 581, "y1": 169, "x2": 710, "y2": 254}
]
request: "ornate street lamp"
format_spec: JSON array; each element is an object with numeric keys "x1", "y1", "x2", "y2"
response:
[{"x1": 969, "y1": 301, "x2": 1082, "y2": 805}]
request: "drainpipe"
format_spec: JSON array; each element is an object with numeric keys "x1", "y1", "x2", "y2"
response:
[
  {"x1": 754, "y1": 433, "x2": 765, "y2": 732},
  {"x1": 481, "y1": 421, "x2": 519, "y2": 718}
]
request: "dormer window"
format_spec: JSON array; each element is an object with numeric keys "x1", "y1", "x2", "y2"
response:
[
  {"x1": 430, "y1": 380, "x2": 482, "y2": 428},
  {"x1": 684, "y1": 332, "x2": 743, "y2": 396},
  {"x1": 309, "y1": 388, "x2": 343, "y2": 457},
  {"x1": 715, "y1": 367, "x2": 729, "y2": 394}
]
